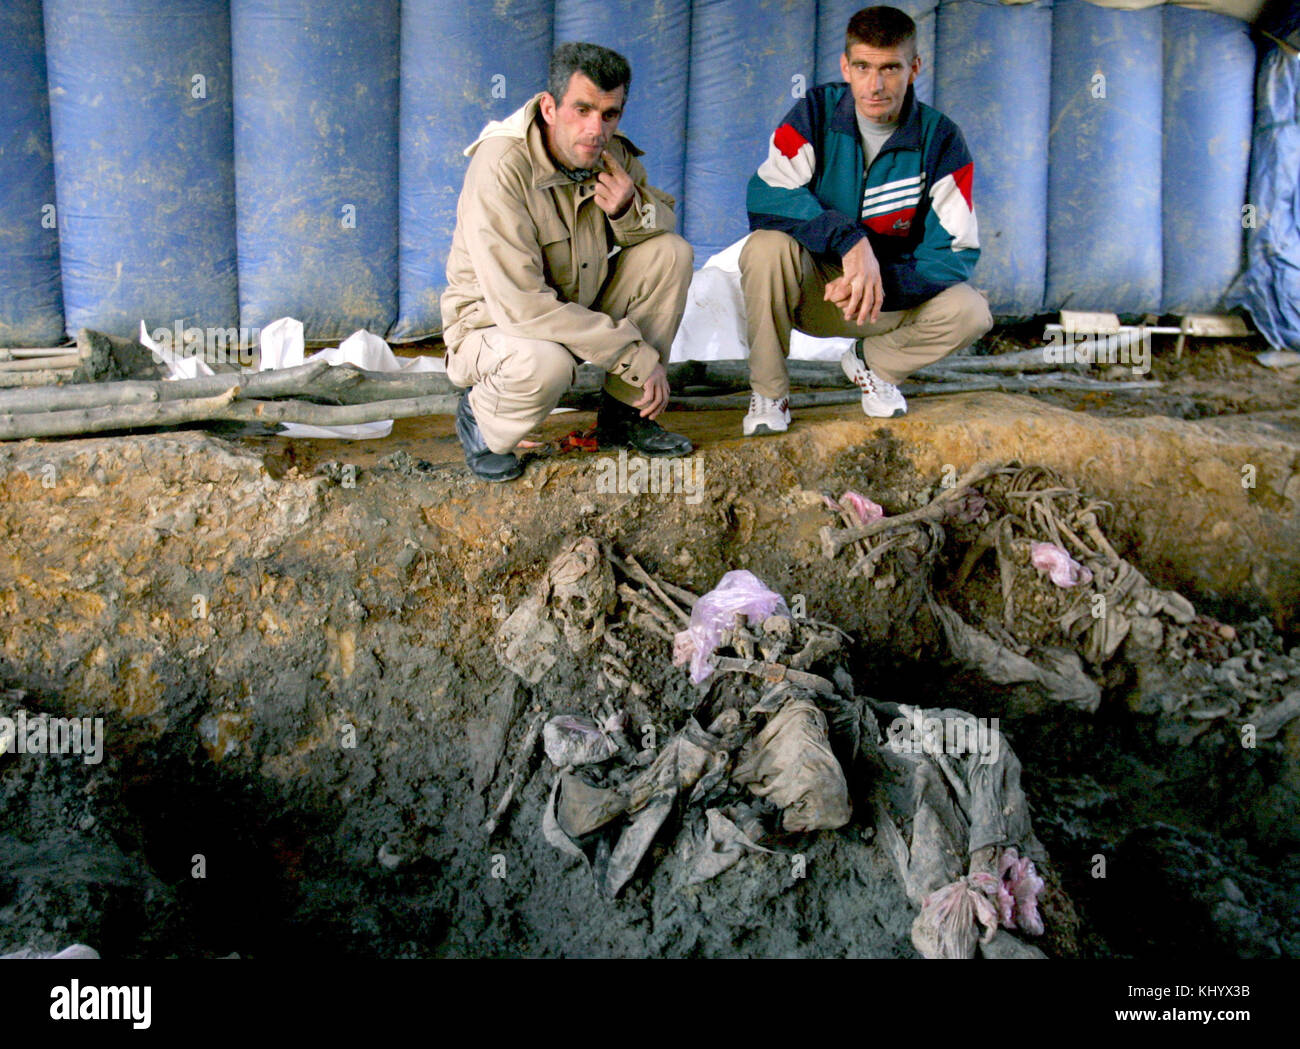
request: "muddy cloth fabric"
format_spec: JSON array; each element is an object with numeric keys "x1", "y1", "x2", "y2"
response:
[
  {"x1": 875, "y1": 702, "x2": 1049, "y2": 958},
  {"x1": 682, "y1": 806, "x2": 775, "y2": 886},
  {"x1": 733, "y1": 695, "x2": 852, "y2": 832},
  {"x1": 876, "y1": 703, "x2": 1045, "y2": 903},
  {"x1": 931, "y1": 600, "x2": 1101, "y2": 712},
  {"x1": 543, "y1": 715, "x2": 617, "y2": 768},
  {"x1": 543, "y1": 718, "x2": 722, "y2": 897},
  {"x1": 542, "y1": 690, "x2": 856, "y2": 894},
  {"x1": 495, "y1": 594, "x2": 560, "y2": 684}
]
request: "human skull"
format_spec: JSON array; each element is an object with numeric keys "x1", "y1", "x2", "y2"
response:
[
  {"x1": 547, "y1": 537, "x2": 616, "y2": 655},
  {"x1": 759, "y1": 614, "x2": 794, "y2": 662}
]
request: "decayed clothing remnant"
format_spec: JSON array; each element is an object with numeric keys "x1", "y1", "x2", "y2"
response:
[
  {"x1": 733, "y1": 695, "x2": 851, "y2": 832},
  {"x1": 875, "y1": 702, "x2": 1048, "y2": 959},
  {"x1": 498, "y1": 552, "x2": 1059, "y2": 956},
  {"x1": 930, "y1": 598, "x2": 1101, "y2": 712},
  {"x1": 542, "y1": 717, "x2": 721, "y2": 897},
  {"x1": 541, "y1": 687, "x2": 854, "y2": 898}
]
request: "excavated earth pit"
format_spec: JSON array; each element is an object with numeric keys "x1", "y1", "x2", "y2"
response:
[{"x1": 1, "y1": 388, "x2": 1298, "y2": 959}]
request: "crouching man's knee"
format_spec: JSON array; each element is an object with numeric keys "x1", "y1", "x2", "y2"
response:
[
  {"x1": 935, "y1": 284, "x2": 994, "y2": 351},
  {"x1": 662, "y1": 231, "x2": 694, "y2": 272},
  {"x1": 635, "y1": 232, "x2": 693, "y2": 281},
  {"x1": 739, "y1": 228, "x2": 801, "y2": 277},
  {"x1": 505, "y1": 339, "x2": 576, "y2": 403}
]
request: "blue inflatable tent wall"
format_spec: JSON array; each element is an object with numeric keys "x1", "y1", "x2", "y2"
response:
[
  {"x1": 0, "y1": 0, "x2": 1266, "y2": 344},
  {"x1": 43, "y1": 0, "x2": 239, "y2": 341}
]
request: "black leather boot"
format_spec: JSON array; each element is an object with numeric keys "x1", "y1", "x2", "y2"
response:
[
  {"x1": 594, "y1": 391, "x2": 693, "y2": 457},
  {"x1": 456, "y1": 391, "x2": 524, "y2": 482}
]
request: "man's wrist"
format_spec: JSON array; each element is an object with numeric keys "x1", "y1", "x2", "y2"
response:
[
  {"x1": 833, "y1": 225, "x2": 868, "y2": 260},
  {"x1": 609, "y1": 188, "x2": 643, "y2": 228},
  {"x1": 611, "y1": 340, "x2": 660, "y2": 388}
]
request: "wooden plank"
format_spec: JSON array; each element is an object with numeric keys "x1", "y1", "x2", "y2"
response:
[
  {"x1": 1059, "y1": 310, "x2": 1122, "y2": 334},
  {"x1": 1180, "y1": 314, "x2": 1250, "y2": 337}
]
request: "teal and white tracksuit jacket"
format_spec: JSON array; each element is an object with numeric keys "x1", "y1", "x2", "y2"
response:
[{"x1": 746, "y1": 82, "x2": 980, "y2": 312}]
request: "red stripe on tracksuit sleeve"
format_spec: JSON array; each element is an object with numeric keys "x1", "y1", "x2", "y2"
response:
[
  {"x1": 951, "y1": 161, "x2": 974, "y2": 210},
  {"x1": 773, "y1": 123, "x2": 809, "y2": 160}
]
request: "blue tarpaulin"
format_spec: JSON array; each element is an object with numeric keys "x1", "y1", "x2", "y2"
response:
[
  {"x1": 0, "y1": 1, "x2": 1286, "y2": 343},
  {"x1": 1227, "y1": 19, "x2": 1300, "y2": 350},
  {"x1": 0, "y1": 0, "x2": 62, "y2": 345}
]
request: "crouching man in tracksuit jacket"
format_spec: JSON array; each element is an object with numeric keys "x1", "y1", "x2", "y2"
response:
[{"x1": 739, "y1": 5, "x2": 993, "y2": 436}]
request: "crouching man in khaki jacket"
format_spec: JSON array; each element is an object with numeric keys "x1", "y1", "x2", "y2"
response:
[{"x1": 441, "y1": 42, "x2": 694, "y2": 482}]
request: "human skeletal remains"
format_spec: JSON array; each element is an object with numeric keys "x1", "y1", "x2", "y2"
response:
[{"x1": 487, "y1": 462, "x2": 1299, "y2": 959}]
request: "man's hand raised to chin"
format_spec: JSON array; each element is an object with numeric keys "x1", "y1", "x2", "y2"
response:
[
  {"x1": 824, "y1": 236, "x2": 885, "y2": 326},
  {"x1": 595, "y1": 149, "x2": 636, "y2": 219}
]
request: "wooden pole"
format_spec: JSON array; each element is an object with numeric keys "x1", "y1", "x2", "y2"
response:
[
  {"x1": 0, "y1": 355, "x2": 80, "y2": 372},
  {"x1": 0, "y1": 388, "x2": 462, "y2": 440}
]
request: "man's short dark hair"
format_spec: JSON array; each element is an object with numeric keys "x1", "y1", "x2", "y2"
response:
[
  {"x1": 846, "y1": 6, "x2": 918, "y2": 58},
  {"x1": 547, "y1": 42, "x2": 632, "y2": 104}
]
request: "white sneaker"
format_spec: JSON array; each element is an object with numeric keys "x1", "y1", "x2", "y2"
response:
[
  {"x1": 742, "y1": 391, "x2": 791, "y2": 436},
  {"x1": 841, "y1": 347, "x2": 907, "y2": 418}
]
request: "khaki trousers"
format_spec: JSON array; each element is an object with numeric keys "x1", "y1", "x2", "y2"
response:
[
  {"x1": 739, "y1": 228, "x2": 993, "y2": 398},
  {"x1": 446, "y1": 234, "x2": 693, "y2": 455}
]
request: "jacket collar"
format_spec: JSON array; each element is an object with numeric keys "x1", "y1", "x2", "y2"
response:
[
  {"x1": 831, "y1": 83, "x2": 921, "y2": 153},
  {"x1": 465, "y1": 92, "x2": 644, "y2": 191},
  {"x1": 527, "y1": 104, "x2": 646, "y2": 190},
  {"x1": 527, "y1": 113, "x2": 578, "y2": 190}
]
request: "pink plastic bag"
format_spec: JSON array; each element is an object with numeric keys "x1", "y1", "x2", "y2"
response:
[
  {"x1": 673, "y1": 571, "x2": 790, "y2": 684},
  {"x1": 840, "y1": 490, "x2": 885, "y2": 527},
  {"x1": 1030, "y1": 541, "x2": 1093, "y2": 588},
  {"x1": 998, "y1": 846, "x2": 1046, "y2": 935}
]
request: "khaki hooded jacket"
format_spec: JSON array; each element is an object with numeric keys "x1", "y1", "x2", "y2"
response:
[{"x1": 440, "y1": 94, "x2": 680, "y2": 388}]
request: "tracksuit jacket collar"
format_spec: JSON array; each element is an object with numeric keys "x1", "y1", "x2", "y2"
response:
[{"x1": 830, "y1": 83, "x2": 921, "y2": 155}]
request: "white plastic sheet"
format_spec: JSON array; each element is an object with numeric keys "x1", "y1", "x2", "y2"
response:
[{"x1": 669, "y1": 235, "x2": 856, "y2": 364}]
